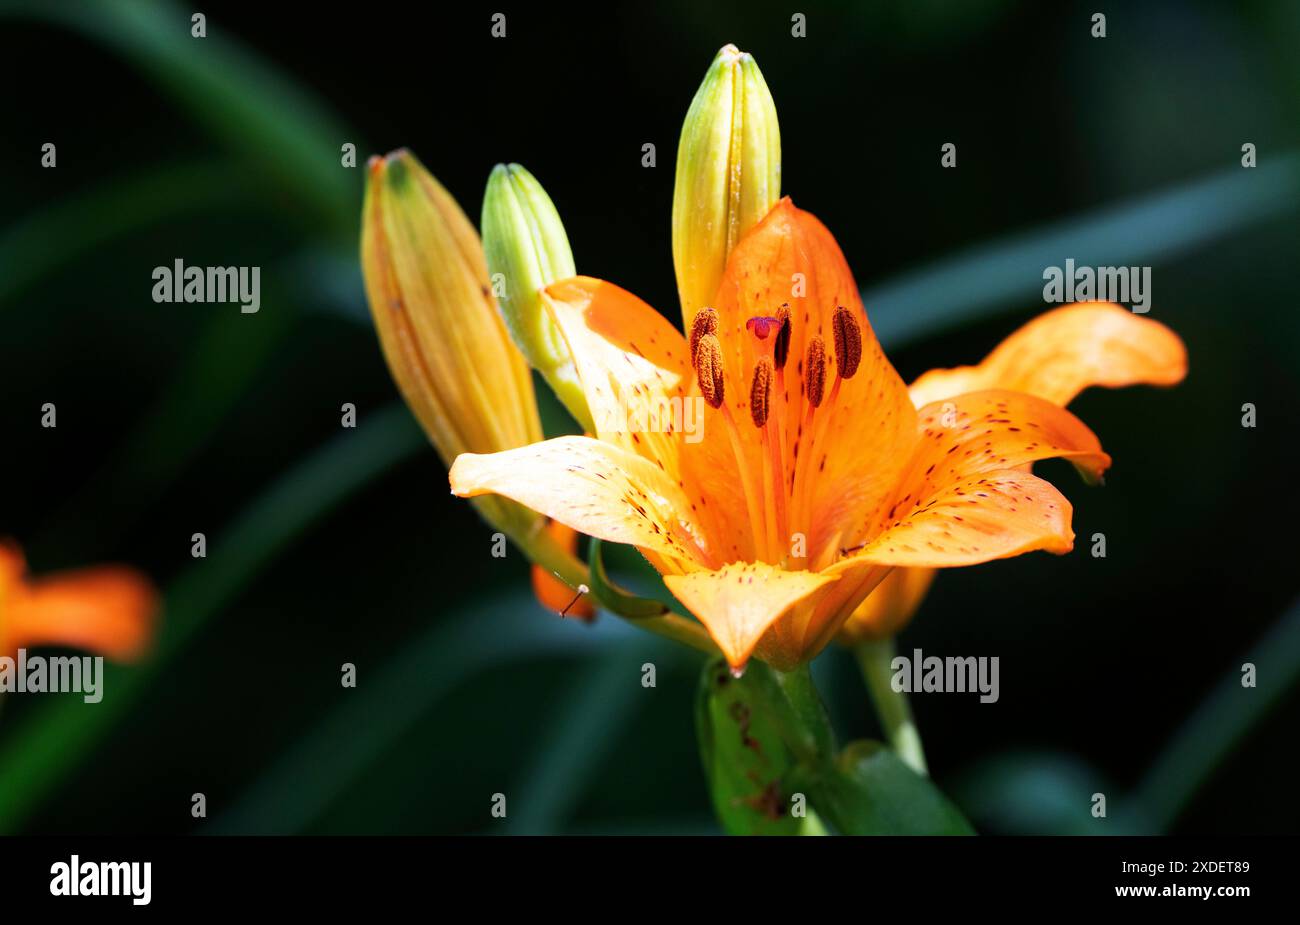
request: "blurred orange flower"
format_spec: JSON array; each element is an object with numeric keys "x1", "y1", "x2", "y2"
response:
[{"x1": 0, "y1": 540, "x2": 158, "y2": 663}]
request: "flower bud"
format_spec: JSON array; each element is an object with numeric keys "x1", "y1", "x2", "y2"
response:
[
  {"x1": 672, "y1": 44, "x2": 781, "y2": 332},
  {"x1": 361, "y1": 148, "x2": 543, "y2": 538},
  {"x1": 481, "y1": 163, "x2": 593, "y2": 431}
]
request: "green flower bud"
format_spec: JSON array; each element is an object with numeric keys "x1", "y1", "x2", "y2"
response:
[
  {"x1": 672, "y1": 44, "x2": 782, "y2": 333},
  {"x1": 482, "y1": 164, "x2": 594, "y2": 432}
]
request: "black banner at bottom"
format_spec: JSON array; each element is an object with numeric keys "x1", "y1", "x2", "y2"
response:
[{"x1": 0, "y1": 835, "x2": 1284, "y2": 912}]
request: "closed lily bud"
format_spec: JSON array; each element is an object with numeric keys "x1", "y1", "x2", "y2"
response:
[
  {"x1": 361, "y1": 148, "x2": 544, "y2": 539},
  {"x1": 481, "y1": 163, "x2": 594, "y2": 432},
  {"x1": 672, "y1": 44, "x2": 781, "y2": 332}
]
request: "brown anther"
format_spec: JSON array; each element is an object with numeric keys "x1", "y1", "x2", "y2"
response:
[
  {"x1": 750, "y1": 357, "x2": 773, "y2": 428},
  {"x1": 695, "y1": 333, "x2": 725, "y2": 409},
  {"x1": 805, "y1": 336, "x2": 827, "y2": 407},
  {"x1": 773, "y1": 305, "x2": 791, "y2": 370},
  {"x1": 690, "y1": 307, "x2": 719, "y2": 363},
  {"x1": 832, "y1": 305, "x2": 863, "y2": 379}
]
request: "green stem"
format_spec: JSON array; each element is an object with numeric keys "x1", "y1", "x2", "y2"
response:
[
  {"x1": 748, "y1": 664, "x2": 842, "y2": 835},
  {"x1": 519, "y1": 527, "x2": 718, "y2": 656},
  {"x1": 738, "y1": 662, "x2": 836, "y2": 768},
  {"x1": 771, "y1": 663, "x2": 837, "y2": 764},
  {"x1": 855, "y1": 638, "x2": 928, "y2": 776}
]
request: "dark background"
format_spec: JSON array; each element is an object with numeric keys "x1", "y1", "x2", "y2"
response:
[{"x1": 0, "y1": 0, "x2": 1296, "y2": 834}]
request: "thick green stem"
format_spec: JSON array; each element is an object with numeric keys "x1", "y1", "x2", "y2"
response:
[
  {"x1": 736, "y1": 662, "x2": 836, "y2": 769},
  {"x1": 855, "y1": 638, "x2": 928, "y2": 776},
  {"x1": 519, "y1": 526, "x2": 718, "y2": 656},
  {"x1": 770, "y1": 663, "x2": 837, "y2": 764}
]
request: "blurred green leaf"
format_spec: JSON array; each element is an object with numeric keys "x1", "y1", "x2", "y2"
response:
[
  {"x1": 35, "y1": 286, "x2": 297, "y2": 555},
  {"x1": 0, "y1": 403, "x2": 425, "y2": 832},
  {"x1": 212, "y1": 593, "x2": 648, "y2": 835},
  {"x1": 1130, "y1": 595, "x2": 1300, "y2": 831},
  {"x1": 951, "y1": 749, "x2": 1135, "y2": 835},
  {"x1": 1, "y1": 0, "x2": 356, "y2": 239},
  {"x1": 505, "y1": 638, "x2": 687, "y2": 835},
  {"x1": 867, "y1": 154, "x2": 1300, "y2": 348},
  {"x1": 0, "y1": 162, "x2": 248, "y2": 307},
  {"x1": 813, "y1": 740, "x2": 975, "y2": 835}
]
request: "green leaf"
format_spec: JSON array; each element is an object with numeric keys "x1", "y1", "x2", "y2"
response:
[
  {"x1": 866, "y1": 154, "x2": 1300, "y2": 348},
  {"x1": 695, "y1": 659, "x2": 802, "y2": 835},
  {"x1": 813, "y1": 740, "x2": 976, "y2": 835},
  {"x1": 950, "y1": 749, "x2": 1133, "y2": 835}
]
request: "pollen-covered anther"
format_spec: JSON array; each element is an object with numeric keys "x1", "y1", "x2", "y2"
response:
[
  {"x1": 690, "y1": 306, "x2": 719, "y2": 362},
  {"x1": 773, "y1": 305, "x2": 792, "y2": 370},
  {"x1": 695, "y1": 333, "x2": 726, "y2": 409},
  {"x1": 805, "y1": 336, "x2": 827, "y2": 407},
  {"x1": 832, "y1": 305, "x2": 863, "y2": 379},
  {"x1": 750, "y1": 357, "x2": 773, "y2": 427}
]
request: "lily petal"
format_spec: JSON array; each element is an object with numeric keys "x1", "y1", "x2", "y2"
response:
[
  {"x1": 830, "y1": 388, "x2": 1108, "y2": 560},
  {"x1": 542, "y1": 276, "x2": 743, "y2": 560},
  {"x1": 449, "y1": 435, "x2": 709, "y2": 570},
  {"x1": 907, "y1": 388, "x2": 1110, "y2": 490},
  {"x1": 833, "y1": 469, "x2": 1075, "y2": 567},
  {"x1": 838, "y1": 303, "x2": 1184, "y2": 647},
  {"x1": 909, "y1": 302, "x2": 1188, "y2": 408},
  {"x1": 542, "y1": 276, "x2": 692, "y2": 461},
  {"x1": 664, "y1": 561, "x2": 838, "y2": 669}
]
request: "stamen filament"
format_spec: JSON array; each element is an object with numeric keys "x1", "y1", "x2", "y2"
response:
[
  {"x1": 720, "y1": 400, "x2": 769, "y2": 561},
  {"x1": 763, "y1": 417, "x2": 789, "y2": 563},
  {"x1": 772, "y1": 368, "x2": 792, "y2": 556},
  {"x1": 790, "y1": 402, "x2": 815, "y2": 558},
  {"x1": 797, "y1": 370, "x2": 842, "y2": 561}
]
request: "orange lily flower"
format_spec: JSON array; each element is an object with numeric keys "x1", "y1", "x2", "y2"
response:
[
  {"x1": 837, "y1": 301, "x2": 1187, "y2": 643},
  {"x1": 450, "y1": 199, "x2": 1136, "y2": 671},
  {"x1": 0, "y1": 540, "x2": 157, "y2": 663}
]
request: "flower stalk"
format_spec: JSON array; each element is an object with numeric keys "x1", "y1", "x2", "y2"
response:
[{"x1": 854, "y1": 636, "x2": 929, "y2": 775}]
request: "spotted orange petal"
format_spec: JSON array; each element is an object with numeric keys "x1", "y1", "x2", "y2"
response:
[
  {"x1": 664, "y1": 561, "x2": 839, "y2": 669},
  {"x1": 449, "y1": 435, "x2": 710, "y2": 572},
  {"x1": 822, "y1": 389, "x2": 1105, "y2": 630},
  {"x1": 840, "y1": 469, "x2": 1075, "y2": 567},
  {"x1": 908, "y1": 301, "x2": 1188, "y2": 408},
  {"x1": 542, "y1": 276, "x2": 748, "y2": 562},
  {"x1": 909, "y1": 388, "x2": 1109, "y2": 487}
]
